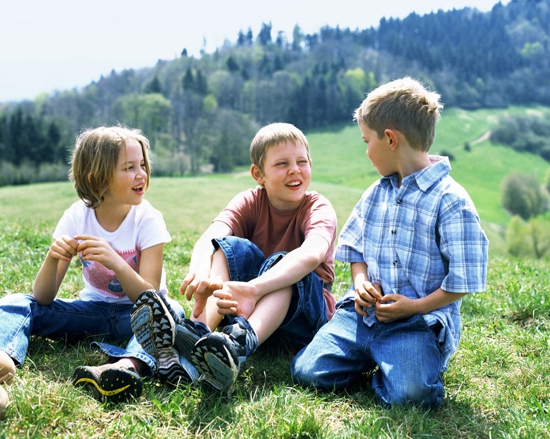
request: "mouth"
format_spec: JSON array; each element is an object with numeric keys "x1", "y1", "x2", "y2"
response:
[
  {"x1": 132, "y1": 185, "x2": 144, "y2": 193},
  {"x1": 286, "y1": 181, "x2": 302, "y2": 188}
]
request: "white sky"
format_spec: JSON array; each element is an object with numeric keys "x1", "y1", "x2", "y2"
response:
[{"x1": 0, "y1": 0, "x2": 509, "y2": 103}]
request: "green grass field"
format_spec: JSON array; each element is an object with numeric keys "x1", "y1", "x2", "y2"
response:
[{"x1": 1, "y1": 106, "x2": 550, "y2": 438}]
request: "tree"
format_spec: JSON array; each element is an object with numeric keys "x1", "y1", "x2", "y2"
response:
[
  {"x1": 500, "y1": 173, "x2": 547, "y2": 220},
  {"x1": 143, "y1": 75, "x2": 162, "y2": 94}
]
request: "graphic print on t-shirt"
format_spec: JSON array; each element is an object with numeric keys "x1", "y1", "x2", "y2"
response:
[{"x1": 80, "y1": 250, "x2": 139, "y2": 297}]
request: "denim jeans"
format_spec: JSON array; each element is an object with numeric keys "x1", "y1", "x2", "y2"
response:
[
  {"x1": 290, "y1": 296, "x2": 445, "y2": 409},
  {"x1": 213, "y1": 236, "x2": 329, "y2": 348},
  {"x1": 0, "y1": 292, "x2": 184, "y2": 378}
]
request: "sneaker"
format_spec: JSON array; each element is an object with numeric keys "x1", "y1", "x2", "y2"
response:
[
  {"x1": 191, "y1": 316, "x2": 258, "y2": 393},
  {"x1": 156, "y1": 347, "x2": 199, "y2": 387},
  {"x1": 72, "y1": 363, "x2": 142, "y2": 403},
  {"x1": 130, "y1": 289, "x2": 210, "y2": 386}
]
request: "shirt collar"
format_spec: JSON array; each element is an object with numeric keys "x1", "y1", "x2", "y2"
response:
[{"x1": 380, "y1": 155, "x2": 451, "y2": 192}]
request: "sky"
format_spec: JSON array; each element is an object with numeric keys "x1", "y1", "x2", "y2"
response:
[{"x1": 0, "y1": 0, "x2": 510, "y2": 103}]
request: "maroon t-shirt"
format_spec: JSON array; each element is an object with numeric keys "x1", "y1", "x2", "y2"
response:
[{"x1": 214, "y1": 187, "x2": 337, "y2": 316}]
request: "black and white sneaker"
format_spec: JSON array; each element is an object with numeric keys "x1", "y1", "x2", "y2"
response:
[
  {"x1": 130, "y1": 289, "x2": 210, "y2": 386},
  {"x1": 72, "y1": 363, "x2": 142, "y2": 403},
  {"x1": 191, "y1": 316, "x2": 258, "y2": 393}
]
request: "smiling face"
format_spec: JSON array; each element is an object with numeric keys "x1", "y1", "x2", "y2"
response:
[
  {"x1": 251, "y1": 140, "x2": 312, "y2": 211},
  {"x1": 103, "y1": 138, "x2": 148, "y2": 208}
]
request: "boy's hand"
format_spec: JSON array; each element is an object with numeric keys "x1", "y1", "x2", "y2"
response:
[
  {"x1": 181, "y1": 273, "x2": 224, "y2": 318},
  {"x1": 354, "y1": 281, "x2": 383, "y2": 316},
  {"x1": 375, "y1": 294, "x2": 417, "y2": 322},
  {"x1": 213, "y1": 281, "x2": 257, "y2": 319},
  {"x1": 74, "y1": 235, "x2": 122, "y2": 272},
  {"x1": 48, "y1": 235, "x2": 79, "y2": 262}
]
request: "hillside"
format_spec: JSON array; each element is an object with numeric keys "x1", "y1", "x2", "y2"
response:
[
  {"x1": 1, "y1": 106, "x2": 548, "y2": 257},
  {"x1": 1, "y1": 0, "x2": 550, "y2": 186}
]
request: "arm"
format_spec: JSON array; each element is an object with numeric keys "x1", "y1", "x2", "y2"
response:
[
  {"x1": 214, "y1": 234, "x2": 330, "y2": 316},
  {"x1": 180, "y1": 220, "x2": 232, "y2": 302},
  {"x1": 75, "y1": 234, "x2": 164, "y2": 303},
  {"x1": 375, "y1": 288, "x2": 467, "y2": 323},
  {"x1": 33, "y1": 235, "x2": 78, "y2": 305}
]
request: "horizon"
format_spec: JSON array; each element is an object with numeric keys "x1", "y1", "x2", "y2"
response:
[{"x1": 0, "y1": 0, "x2": 509, "y2": 103}]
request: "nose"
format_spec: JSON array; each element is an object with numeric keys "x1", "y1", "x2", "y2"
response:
[
  {"x1": 289, "y1": 162, "x2": 300, "y2": 174},
  {"x1": 137, "y1": 166, "x2": 147, "y2": 180}
]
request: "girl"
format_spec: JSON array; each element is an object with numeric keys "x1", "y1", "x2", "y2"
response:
[{"x1": 0, "y1": 126, "x2": 182, "y2": 408}]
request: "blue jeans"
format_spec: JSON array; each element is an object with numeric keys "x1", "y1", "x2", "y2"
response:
[
  {"x1": 0, "y1": 292, "x2": 184, "y2": 378},
  {"x1": 213, "y1": 236, "x2": 329, "y2": 348},
  {"x1": 290, "y1": 295, "x2": 445, "y2": 409}
]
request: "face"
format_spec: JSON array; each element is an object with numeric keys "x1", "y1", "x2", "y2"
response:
[
  {"x1": 251, "y1": 140, "x2": 312, "y2": 211},
  {"x1": 359, "y1": 123, "x2": 395, "y2": 177},
  {"x1": 103, "y1": 138, "x2": 148, "y2": 207}
]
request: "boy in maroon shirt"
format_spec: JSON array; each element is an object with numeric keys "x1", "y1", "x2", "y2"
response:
[{"x1": 131, "y1": 123, "x2": 337, "y2": 393}]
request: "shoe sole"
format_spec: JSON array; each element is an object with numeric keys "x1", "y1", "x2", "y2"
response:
[
  {"x1": 157, "y1": 347, "x2": 200, "y2": 387},
  {"x1": 131, "y1": 290, "x2": 176, "y2": 357},
  {"x1": 72, "y1": 366, "x2": 142, "y2": 403},
  {"x1": 191, "y1": 335, "x2": 239, "y2": 393}
]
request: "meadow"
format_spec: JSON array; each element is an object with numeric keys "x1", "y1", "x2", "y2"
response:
[{"x1": 1, "y1": 106, "x2": 550, "y2": 438}]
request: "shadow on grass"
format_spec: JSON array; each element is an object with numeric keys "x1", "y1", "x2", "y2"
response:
[{"x1": 19, "y1": 335, "x2": 504, "y2": 438}]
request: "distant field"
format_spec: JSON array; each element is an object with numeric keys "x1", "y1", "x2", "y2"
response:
[
  {"x1": 2, "y1": 107, "x2": 550, "y2": 438},
  {"x1": 0, "y1": 105, "x2": 548, "y2": 254}
]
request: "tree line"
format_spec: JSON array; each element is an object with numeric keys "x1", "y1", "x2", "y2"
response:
[{"x1": 0, "y1": 0, "x2": 549, "y2": 186}]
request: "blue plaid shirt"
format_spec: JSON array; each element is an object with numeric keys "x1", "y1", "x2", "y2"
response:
[{"x1": 335, "y1": 156, "x2": 488, "y2": 369}]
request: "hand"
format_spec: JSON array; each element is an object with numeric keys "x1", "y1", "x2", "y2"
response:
[
  {"x1": 181, "y1": 272, "x2": 224, "y2": 318},
  {"x1": 213, "y1": 281, "x2": 257, "y2": 319},
  {"x1": 74, "y1": 235, "x2": 122, "y2": 271},
  {"x1": 375, "y1": 294, "x2": 418, "y2": 323},
  {"x1": 48, "y1": 235, "x2": 79, "y2": 262},
  {"x1": 354, "y1": 281, "x2": 383, "y2": 316}
]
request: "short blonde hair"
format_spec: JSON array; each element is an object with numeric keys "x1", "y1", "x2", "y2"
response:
[
  {"x1": 250, "y1": 123, "x2": 311, "y2": 171},
  {"x1": 354, "y1": 77, "x2": 443, "y2": 151},
  {"x1": 69, "y1": 126, "x2": 151, "y2": 209}
]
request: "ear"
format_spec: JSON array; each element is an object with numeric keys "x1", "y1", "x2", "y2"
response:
[
  {"x1": 250, "y1": 164, "x2": 264, "y2": 185},
  {"x1": 384, "y1": 129, "x2": 399, "y2": 151}
]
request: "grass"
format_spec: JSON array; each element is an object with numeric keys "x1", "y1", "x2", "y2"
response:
[
  {"x1": 1, "y1": 106, "x2": 550, "y2": 437},
  {"x1": 0, "y1": 221, "x2": 549, "y2": 438}
]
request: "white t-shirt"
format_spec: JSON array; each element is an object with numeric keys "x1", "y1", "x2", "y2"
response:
[{"x1": 53, "y1": 199, "x2": 171, "y2": 303}]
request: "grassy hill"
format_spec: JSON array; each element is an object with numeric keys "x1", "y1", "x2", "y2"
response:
[
  {"x1": 1, "y1": 105, "x2": 548, "y2": 255},
  {"x1": 1, "y1": 107, "x2": 550, "y2": 437}
]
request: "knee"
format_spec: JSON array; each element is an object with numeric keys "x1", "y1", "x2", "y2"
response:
[
  {"x1": 0, "y1": 293, "x2": 33, "y2": 307},
  {"x1": 290, "y1": 352, "x2": 338, "y2": 390},
  {"x1": 378, "y1": 381, "x2": 445, "y2": 410},
  {"x1": 290, "y1": 353, "x2": 318, "y2": 388}
]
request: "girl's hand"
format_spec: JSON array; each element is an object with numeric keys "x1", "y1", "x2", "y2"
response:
[
  {"x1": 74, "y1": 235, "x2": 123, "y2": 271},
  {"x1": 48, "y1": 234, "x2": 79, "y2": 262},
  {"x1": 354, "y1": 281, "x2": 383, "y2": 316},
  {"x1": 181, "y1": 272, "x2": 224, "y2": 318}
]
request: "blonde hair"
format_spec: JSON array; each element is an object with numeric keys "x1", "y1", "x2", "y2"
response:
[
  {"x1": 69, "y1": 126, "x2": 151, "y2": 209},
  {"x1": 354, "y1": 77, "x2": 443, "y2": 151},
  {"x1": 250, "y1": 123, "x2": 311, "y2": 171}
]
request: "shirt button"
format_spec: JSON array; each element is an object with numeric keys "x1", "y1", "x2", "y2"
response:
[
  {"x1": 391, "y1": 229, "x2": 396, "y2": 234},
  {"x1": 396, "y1": 199, "x2": 402, "y2": 204},
  {"x1": 393, "y1": 260, "x2": 398, "y2": 266}
]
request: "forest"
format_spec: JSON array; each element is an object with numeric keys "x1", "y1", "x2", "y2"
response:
[{"x1": 0, "y1": 0, "x2": 549, "y2": 185}]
